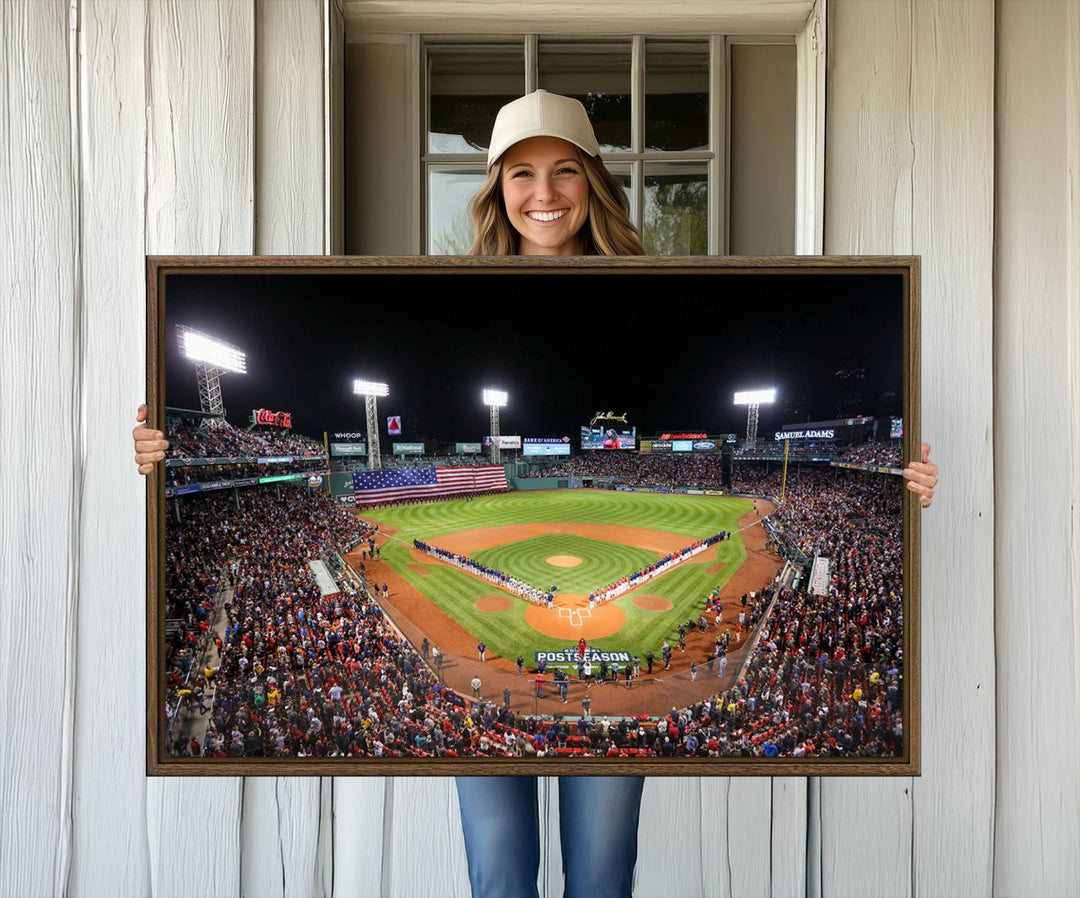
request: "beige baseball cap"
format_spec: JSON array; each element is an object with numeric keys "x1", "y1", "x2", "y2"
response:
[{"x1": 486, "y1": 90, "x2": 600, "y2": 169}]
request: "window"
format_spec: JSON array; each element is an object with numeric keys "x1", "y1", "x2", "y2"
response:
[{"x1": 423, "y1": 36, "x2": 737, "y2": 256}]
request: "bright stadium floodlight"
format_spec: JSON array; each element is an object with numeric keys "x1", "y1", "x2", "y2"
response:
[
  {"x1": 733, "y1": 387, "x2": 777, "y2": 447},
  {"x1": 353, "y1": 379, "x2": 390, "y2": 470},
  {"x1": 733, "y1": 388, "x2": 776, "y2": 406},
  {"x1": 176, "y1": 325, "x2": 246, "y2": 417},
  {"x1": 483, "y1": 388, "x2": 508, "y2": 463},
  {"x1": 353, "y1": 380, "x2": 389, "y2": 397}
]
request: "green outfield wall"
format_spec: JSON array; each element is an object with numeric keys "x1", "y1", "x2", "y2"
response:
[
  {"x1": 329, "y1": 471, "x2": 355, "y2": 498},
  {"x1": 510, "y1": 476, "x2": 570, "y2": 491}
]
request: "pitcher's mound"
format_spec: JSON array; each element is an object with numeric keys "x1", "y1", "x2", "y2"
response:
[
  {"x1": 546, "y1": 555, "x2": 583, "y2": 567},
  {"x1": 633, "y1": 594, "x2": 673, "y2": 612},
  {"x1": 474, "y1": 595, "x2": 513, "y2": 613}
]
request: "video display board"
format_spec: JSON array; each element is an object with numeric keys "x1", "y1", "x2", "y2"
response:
[
  {"x1": 523, "y1": 437, "x2": 572, "y2": 457},
  {"x1": 580, "y1": 424, "x2": 637, "y2": 450}
]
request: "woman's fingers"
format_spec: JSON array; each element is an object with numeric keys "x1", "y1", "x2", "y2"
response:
[
  {"x1": 133, "y1": 405, "x2": 168, "y2": 475},
  {"x1": 903, "y1": 445, "x2": 937, "y2": 509},
  {"x1": 905, "y1": 461, "x2": 937, "y2": 475},
  {"x1": 905, "y1": 481, "x2": 933, "y2": 508},
  {"x1": 134, "y1": 436, "x2": 169, "y2": 452}
]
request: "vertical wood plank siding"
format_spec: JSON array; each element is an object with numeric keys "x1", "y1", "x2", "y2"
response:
[
  {"x1": 993, "y1": 2, "x2": 1080, "y2": 894},
  {"x1": 823, "y1": 6, "x2": 916, "y2": 891},
  {"x1": 0, "y1": 2, "x2": 78, "y2": 897},
  {"x1": 824, "y1": 2, "x2": 996, "y2": 897},
  {"x1": 243, "y1": 3, "x2": 329, "y2": 897},
  {"x1": 71, "y1": 1, "x2": 152, "y2": 896},
  {"x1": 143, "y1": 1, "x2": 253, "y2": 894}
]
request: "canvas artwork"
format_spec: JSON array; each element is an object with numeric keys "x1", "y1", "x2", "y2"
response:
[{"x1": 147, "y1": 256, "x2": 920, "y2": 776}]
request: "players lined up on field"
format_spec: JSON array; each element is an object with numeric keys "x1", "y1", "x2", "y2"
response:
[
  {"x1": 412, "y1": 539, "x2": 551, "y2": 604},
  {"x1": 412, "y1": 530, "x2": 731, "y2": 609},
  {"x1": 590, "y1": 530, "x2": 729, "y2": 604}
]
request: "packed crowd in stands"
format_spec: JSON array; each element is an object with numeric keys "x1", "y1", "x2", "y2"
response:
[
  {"x1": 167, "y1": 458, "x2": 327, "y2": 488},
  {"x1": 833, "y1": 444, "x2": 902, "y2": 467},
  {"x1": 720, "y1": 467, "x2": 905, "y2": 756},
  {"x1": 164, "y1": 487, "x2": 373, "y2": 723},
  {"x1": 166, "y1": 456, "x2": 903, "y2": 758},
  {"x1": 524, "y1": 443, "x2": 901, "y2": 491},
  {"x1": 331, "y1": 455, "x2": 491, "y2": 473},
  {"x1": 524, "y1": 452, "x2": 727, "y2": 489},
  {"x1": 733, "y1": 444, "x2": 833, "y2": 460},
  {"x1": 166, "y1": 419, "x2": 326, "y2": 462}
]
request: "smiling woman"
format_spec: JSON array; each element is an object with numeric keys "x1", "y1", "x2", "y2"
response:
[
  {"x1": 499, "y1": 136, "x2": 590, "y2": 254},
  {"x1": 467, "y1": 90, "x2": 644, "y2": 256}
]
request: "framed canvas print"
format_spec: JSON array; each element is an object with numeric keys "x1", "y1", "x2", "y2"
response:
[{"x1": 146, "y1": 255, "x2": 920, "y2": 776}]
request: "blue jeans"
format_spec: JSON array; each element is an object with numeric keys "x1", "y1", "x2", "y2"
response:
[{"x1": 454, "y1": 775, "x2": 646, "y2": 898}]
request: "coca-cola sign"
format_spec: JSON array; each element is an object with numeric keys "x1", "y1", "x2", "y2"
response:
[{"x1": 253, "y1": 408, "x2": 292, "y2": 428}]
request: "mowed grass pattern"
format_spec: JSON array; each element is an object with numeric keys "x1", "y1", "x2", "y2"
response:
[
  {"x1": 472, "y1": 534, "x2": 659, "y2": 595},
  {"x1": 362, "y1": 490, "x2": 754, "y2": 663}
]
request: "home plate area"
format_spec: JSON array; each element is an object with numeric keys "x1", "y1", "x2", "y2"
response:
[
  {"x1": 525, "y1": 594, "x2": 626, "y2": 640},
  {"x1": 556, "y1": 602, "x2": 592, "y2": 628}
]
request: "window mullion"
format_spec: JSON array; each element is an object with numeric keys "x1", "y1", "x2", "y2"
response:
[
  {"x1": 631, "y1": 34, "x2": 645, "y2": 234},
  {"x1": 709, "y1": 34, "x2": 726, "y2": 256},
  {"x1": 525, "y1": 34, "x2": 537, "y2": 93}
]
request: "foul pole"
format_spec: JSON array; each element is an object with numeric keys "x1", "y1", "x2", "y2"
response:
[{"x1": 781, "y1": 436, "x2": 790, "y2": 502}]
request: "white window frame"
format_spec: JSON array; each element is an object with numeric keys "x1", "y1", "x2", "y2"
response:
[{"x1": 399, "y1": 0, "x2": 825, "y2": 256}]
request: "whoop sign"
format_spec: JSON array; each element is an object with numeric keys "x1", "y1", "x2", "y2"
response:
[{"x1": 253, "y1": 408, "x2": 292, "y2": 428}]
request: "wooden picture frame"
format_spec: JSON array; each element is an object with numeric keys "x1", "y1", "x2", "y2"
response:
[{"x1": 147, "y1": 255, "x2": 920, "y2": 776}]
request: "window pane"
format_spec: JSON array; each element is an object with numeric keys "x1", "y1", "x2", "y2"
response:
[
  {"x1": 428, "y1": 167, "x2": 487, "y2": 254},
  {"x1": 538, "y1": 41, "x2": 632, "y2": 153},
  {"x1": 643, "y1": 163, "x2": 707, "y2": 255},
  {"x1": 645, "y1": 40, "x2": 709, "y2": 152},
  {"x1": 428, "y1": 44, "x2": 524, "y2": 154}
]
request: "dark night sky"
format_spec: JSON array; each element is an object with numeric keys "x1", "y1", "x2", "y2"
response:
[{"x1": 163, "y1": 272, "x2": 904, "y2": 444}]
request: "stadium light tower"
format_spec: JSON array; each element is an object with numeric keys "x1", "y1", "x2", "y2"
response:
[
  {"x1": 483, "y1": 388, "x2": 508, "y2": 464},
  {"x1": 354, "y1": 379, "x2": 389, "y2": 470},
  {"x1": 734, "y1": 388, "x2": 777, "y2": 447},
  {"x1": 177, "y1": 325, "x2": 246, "y2": 417}
]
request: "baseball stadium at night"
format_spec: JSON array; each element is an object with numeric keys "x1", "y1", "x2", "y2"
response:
[{"x1": 162, "y1": 270, "x2": 907, "y2": 761}]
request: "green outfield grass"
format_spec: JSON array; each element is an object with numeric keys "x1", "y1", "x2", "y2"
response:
[
  {"x1": 360, "y1": 490, "x2": 755, "y2": 665},
  {"x1": 472, "y1": 533, "x2": 659, "y2": 595}
]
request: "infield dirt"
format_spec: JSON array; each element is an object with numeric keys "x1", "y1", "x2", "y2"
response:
[{"x1": 344, "y1": 497, "x2": 780, "y2": 717}]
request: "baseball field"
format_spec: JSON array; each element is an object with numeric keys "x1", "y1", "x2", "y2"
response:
[{"x1": 354, "y1": 489, "x2": 760, "y2": 668}]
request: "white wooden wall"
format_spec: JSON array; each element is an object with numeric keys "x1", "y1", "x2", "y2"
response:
[{"x1": 1, "y1": 1, "x2": 1077, "y2": 896}]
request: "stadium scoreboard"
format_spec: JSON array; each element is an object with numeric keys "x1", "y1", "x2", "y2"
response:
[{"x1": 580, "y1": 424, "x2": 637, "y2": 450}]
